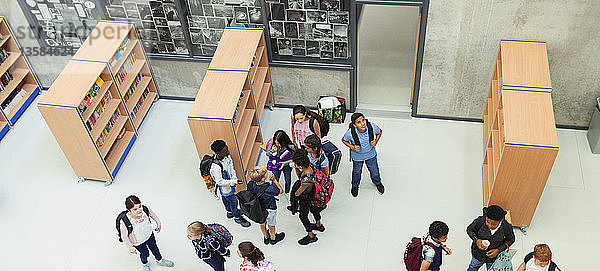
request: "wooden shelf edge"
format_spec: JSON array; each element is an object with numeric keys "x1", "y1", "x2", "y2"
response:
[
  {"x1": 250, "y1": 46, "x2": 265, "y2": 79},
  {"x1": 126, "y1": 76, "x2": 152, "y2": 110},
  {"x1": 0, "y1": 68, "x2": 28, "y2": 104},
  {"x1": 117, "y1": 59, "x2": 146, "y2": 92},
  {"x1": 99, "y1": 115, "x2": 129, "y2": 157},
  {"x1": 257, "y1": 82, "x2": 270, "y2": 113},
  {"x1": 245, "y1": 141, "x2": 262, "y2": 172},
  {"x1": 235, "y1": 108, "x2": 254, "y2": 133},
  {"x1": 83, "y1": 80, "x2": 113, "y2": 121},
  {"x1": 242, "y1": 126, "x2": 260, "y2": 169},
  {"x1": 0, "y1": 52, "x2": 20, "y2": 76},
  {"x1": 90, "y1": 99, "x2": 121, "y2": 139},
  {"x1": 0, "y1": 34, "x2": 10, "y2": 48},
  {"x1": 252, "y1": 67, "x2": 268, "y2": 90},
  {"x1": 133, "y1": 92, "x2": 157, "y2": 129},
  {"x1": 105, "y1": 130, "x2": 135, "y2": 172},
  {"x1": 111, "y1": 39, "x2": 139, "y2": 71}
]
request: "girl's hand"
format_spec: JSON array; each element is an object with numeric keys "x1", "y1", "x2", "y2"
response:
[
  {"x1": 155, "y1": 225, "x2": 161, "y2": 233},
  {"x1": 129, "y1": 247, "x2": 137, "y2": 254},
  {"x1": 370, "y1": 140, "x2": 377, "y2": 147},
  {"x1": 443, "y1": 246, "x2": 452, "y2": 255},
  {"x1": 352, "y1": 145, "x2": 360, "y2": 152}
]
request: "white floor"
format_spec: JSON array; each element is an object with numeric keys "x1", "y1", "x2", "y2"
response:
[{"x1": 0, "y1": 98, "x2": 595, "y2": 270}]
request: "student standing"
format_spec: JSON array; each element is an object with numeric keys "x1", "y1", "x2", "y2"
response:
[
  {"x1": 517, "y1": 244, "x2": 561, "y2": 271},
  {"x1": 304, "y1": 134, "x2": 330, "y2": 175},
  {"x1": 291, "y1": 105, "x2": 320, "y2": 148},
  {"x1": 210, "y1": 139, "x2": 251, "y2": 227},
  {"x1": 238, "y1": 241, "x2": 276, "y2": 271},
  {"x1": 466, "y1": 205, "x2": 515, "y2": 271},
  {"x1": 265, "y1": 130, "x2": 296, "y2": 193},
  {"x1": 291, "y1": 149, "x2": 325, "y2": 245},
  {"x1": 420, "y1": 221, "x2": 452, "y2": 271},
  {"x1": 248, "y1": 166, "x2": 286, "y2": 245},
  {"x1": 118, "y1": 195, "x2": 174, "y2": 271},
  {"x1": 187, "y1": 221, "x2": 231, "y2": 271},
  {"x1": 341, "y1": 113, "x2": 384, "y2": 197}
]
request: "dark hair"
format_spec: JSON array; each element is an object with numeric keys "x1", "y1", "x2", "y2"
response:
[
  {"x1": 293, "y1": 105, "x2": 320, "y2": 121},
  {"x1": 304, "y1": 134, "x2": 322, "y2": 153},
  {"x1": 238, "y1": 241, "x2": 265, "y2": 267},
  {"x1": 211, "y1": 140, "x2": 226, "y2": 153},
  {"x1": 485, "y1": 205, "x2": 506, "y2": 221},
  {"x1": 292, "y1": 148, "x2": 311, "y2": 168},
  {"x1": 125, "y1": 195, "x2": 141, "y2": 210},
  {"x1": 273, "y1": 130, "x2": 295, "y2": 154},
  {"x1": 349, "y1": 112, "x2": 366, "y2": 129},
  {"x1": 429, "y1": 221, "x2": 449, "y2": 239}
]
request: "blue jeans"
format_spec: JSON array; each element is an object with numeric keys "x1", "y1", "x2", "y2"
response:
[
  {"x1": 273, "y1": 164, "x2": 293, "y2": 193},
  {"x1": 221, "y1": 193, "x2": 241, "y2": 218},
  {"x1": 467, "y1": 255, "x2": 493, "y2": 271},
  {"x1": 351, "y1": 155, "x2": 382, "y2": 188},
  {"x1": 134, "y1": 233, "x2": 162, "y2": 264},
  {"x1": 203, "y1": 254, "x2": 225, "y2": 271}
]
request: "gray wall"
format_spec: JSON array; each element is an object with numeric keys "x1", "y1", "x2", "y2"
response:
[{"x1": 418, "y1": 0, "x2": 600, "y2": 126}]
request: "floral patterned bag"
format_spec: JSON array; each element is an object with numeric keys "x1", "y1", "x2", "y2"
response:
[{"x1": 489, "y1": 249, "x2": 517, "y2": 271}]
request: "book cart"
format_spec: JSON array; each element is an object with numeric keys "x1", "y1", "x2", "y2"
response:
[
  {"x1": 0, "y1": 17, "x2": 42, "y2": 141},
  {"x1": 482, "y1": 39, "x2": 559, "y2": 229},
  {"x1": 188, "y1": 28, "x2": 274, "y2": 187},
  {"x1": 38, "y1": 21, "x2": 159, "y2": 185}
]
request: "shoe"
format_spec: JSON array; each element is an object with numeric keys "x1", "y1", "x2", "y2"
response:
[
  {"x1": 313, "y1": 224, "x2": 325, "y2": 232},
  {"x1": 264, "y1": 237, "x2": 270, "y2": 245},
  {"x1": 270, "y1": 232, "x2": 285, "y2": 245},
  {"x1": 376, "y1": 183, "x2": 385, "y2": 194},
  {"x1": 234, "y1": 217, "x2": 251, "y2": 227},
  {"x1": 351, "y1": 186, "x2": 359, "y2": 197},
  {"x1": 142, "y1": 264, "x2": 151, "y2": 271},
  {"x1": 298, "y1": 234, "x2": 318, "y2": 245},
  {"x1": 226, "y1": 212, "x2": 234, "y2": 219},
  {"x1": 156, "y1": 259, "x2": 174, "y2": 267}
]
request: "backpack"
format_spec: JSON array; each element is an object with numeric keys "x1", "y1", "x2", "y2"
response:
[
  {"x1": 317, "y1": 96, "x2": 347, "y2": 124},
  {"x1": 309, "y1": 112, "x2": 330, "y2": 137},
  {"x1": 236, "y1": 181, "x2": 271, "y2": 224},
  {"x1": 350, "y1": 122, "x2": 374, "y2": 146},
  {"x1": 524, "y1": 252, "x2": 560, "y2": 271},
  {"x1": 116, "y1": 205, "x2": 150, "y2": 242},
  {"x1": 319, "y1": 140, "x2": 341, "y2": 175},
  {"x1": 306, "y1": 170, "x2": 334, "y2": 208},
  {"x1": 199, "y1": 154, "x2": 221, "y2": 194},
  {"x1": 404, "y1": 237, "x2": 436, "y2": 271},
  {"x1": 207, "y1": 223, "x2": 233, "y2": 247}
]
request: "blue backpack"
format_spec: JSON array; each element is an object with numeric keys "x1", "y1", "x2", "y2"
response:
[{"x1": 319, "y1": 140, "x2": 341, "y2": 175}]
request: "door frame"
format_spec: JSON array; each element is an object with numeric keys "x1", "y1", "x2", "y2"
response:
[{"x1": 350, "y1": 0, "x2": 429, "y2": 117}]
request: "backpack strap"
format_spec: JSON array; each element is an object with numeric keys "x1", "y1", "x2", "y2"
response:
[
  {"x1": 309, "y1": 117, "x2": 316, "y2": 134},
  {"x1": 524, "y1": 252, "x2": 534, "y2": 264},
  {"x1": 367, "y1": 121, "x2": 374, "y2": 142},
  {"x1": 119, "y1": 211, "x2": 133, "y2": 238},
  {"x1": 423, "y1": 242, "x2": 438, "y2": 258},
  {"x1": 350, "y1": 127, "x2": 360, "y2": 146},
  {"x1": 142, "y1": 205, "x2": 149, "y2": 216}
]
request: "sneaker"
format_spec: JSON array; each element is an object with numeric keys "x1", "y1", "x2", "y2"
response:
[
  {"x1": 376, "y1": 183, "x2": 385, "y2": 194},
  {"x1": 270, "y1": 232, "x2": 285, "y2": 245},
  {"x1": 142, "y1": 264, "x2": 151, "y2": 271},
  {"x1": 313, "y1": 224, "x2": 325, "y2": 232},
  {"x1": 156, "y1": 259, "x2": 174, "y2": 267},
  {"x1": 226, "y1": 212, "x2": 234, "y2": 219},
  {"x1": 351, "y1": 186, "x2": 359, "y2": 197},
  {"x1": 298, "y1": 234, "x2": 318, "y2": 245},
  {"x1": 234, "y1": 217, "x2": 251, "y2": 227},
  {"x1": 264, "y1": 237, "x2": 270, "y2": 245}
]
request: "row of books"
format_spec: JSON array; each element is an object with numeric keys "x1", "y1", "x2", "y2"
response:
[
  {"x1": 109, "y1": 37, "x2": 131, "y2": 68},
  {"x1": 123, "y1": 73, "x2": 142, "y2": 103},
  {"x1": 85, "y1": 91, "x2": 112, "y2": 132},
  {"x1": 232, "y1": 92, "x2": 244, "y2": 123},
  {"x1": 130, "y1": 88, "x2": 150, "y2": 120},
  {"x1": 95, "y1": 111, "x2": 120, "y2": 148},
  {"x1": 0, "y1": 70, "x2": 13, "y2": 92},
  {"x1": 0, "y1": 48, "x2": 10, "y2": 65},
  {"x1": 115, "y1": 53, "x2": 136, "y2": 86},
  {"x1": 1, "y1": 87, "x2": 26, "y2": 115},
  {"x1": 78, "y1": 76, "x2": 105, "y2": 113}
]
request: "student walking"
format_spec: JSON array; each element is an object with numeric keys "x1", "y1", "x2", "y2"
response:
[
  {"x1": 291, "y1": 105, "x2": 320, "y2": 147},
  {"x1": 265, "y1": 130, "x2": 296, "y2": 193},
  {"x1": 187, "y1": 221, "x2": 233, "y2": 271},
  {"x1": 238, "y1": 241, "x2": 276, "y2": 271},
  {"x1": 248, "y1": 166, "x2": 286, "y2": 245},
  {"x1": 341, "y1": 112, "x2": 384, "y2": 197},
  {"x1": 420, "y1": 221, "x2": 452, "y2": 271},
  {"x1": 210, "y1": 139, "x2": 251, "y2": 227},
  {"x1": 466, "y1": 205, "x2": 515, "y2": 271},
  {"x1": 117, "y1": 195, "x2": 174, "y2": 271},
  {"x1": 304, "y1": 134, "x2": 330, "y2": 176},
  {"x1": 517, "y1": 244, "x2": 561, "y2": 271},
  {"x1": 291, "y1": 149, "x2": 325, "y2": 245}
]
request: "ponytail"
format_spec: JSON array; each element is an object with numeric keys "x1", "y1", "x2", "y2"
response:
[{"x1": 238, "y1": 241, "x2": 265, "y2": 267}]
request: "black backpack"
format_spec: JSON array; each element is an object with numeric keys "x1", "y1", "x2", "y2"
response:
[
  {"x1": 309, "y1": 112, "x2": 330, "y2": 137},
  {"x1": 116, "y1": 205, "x2": 150, "y2": 242},
  {"x1": 199, "y1": 155, "x2": 223, "y2": 194},
  {"x1": 236, "y1": 181, "x2": 271, "y2": 224}
]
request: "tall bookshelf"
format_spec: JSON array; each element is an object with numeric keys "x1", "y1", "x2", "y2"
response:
[
  {"x1": 38, "y1": 21, "x2": 159, "y2": 185},
  {"x1": 0, "y1": 17, "x2": 42, "y2": 141},
  {"x1": 482, "y1": 39, "x2": 559, "y2": 227},
  {"x1": 188, "y1": 27, "x2": 274, "y2": 186}
]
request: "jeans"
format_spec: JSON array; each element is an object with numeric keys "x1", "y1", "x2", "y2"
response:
[
  {"x1": 134, "y1": 233, "x2": 162, "y2": 264},
  {"x1": 273, "y1": 164, "x2": 293, "y2": 193},
  {"x1": 203, "y1": 254, "x2": 225, "y2": 271},
  {"x1": 351, "y1": 155, "x2": 382, "y2": 187},
  {"x1": 299, "y1": 198, "x2": 324, "y2": 232},
  {"x1": 467, "y1": 255, "x2": 493, "y2": 271},
  {"x1": 221, "y1": 193, "x2": 242, "y2": 218}
]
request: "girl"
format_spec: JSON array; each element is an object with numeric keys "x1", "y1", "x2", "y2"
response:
[
  {"x1": 290, "y1": 105, "x2": 321, "y2": 148},
  {"x1": 119, "y1": 195, "x2": 174, "y2": 271},
  {"x1": 187, "y1": 221, "x2": 231, "y2": 271},
  {"x1": 304, "y1": 134, "x2": 330, "y2": 176},
  {"x1": 238, "y1": 241, "x2": 276, "y2": 271},
  {"x1": 265, "y1": 130, "x2": 296, "y2": 193}
]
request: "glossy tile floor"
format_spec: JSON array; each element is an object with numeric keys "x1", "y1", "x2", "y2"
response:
[{"x1": 0, "y1": 98, "x2": 593, "y2": 270}]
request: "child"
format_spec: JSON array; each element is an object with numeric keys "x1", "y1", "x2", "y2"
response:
[
  {"x1": 304, "y1": 134, "x2": 330, "y2": 176},
  {"x1": 248, "y1": 166, "x2": 286, "y2": 245},
  {"x1": 265, "y1": 130, "x2": 296, "y2": 193},
  {"x1": 517, "y1": 244, "x2": 560, "y2": 271},
  {"x1": 420, "y1": 221, "x2": 452, "y2": 271},
  {"x1": 210, "y1": 139, "x2": 251, "y2": 227},
  {"x1": 466, "y1": 205, "x2": 515, "y2": 271},
  {"x1": 341, "y1": 112, "x2": 384, "y2": 197},
  {"x1": 291, "y1": 105, "x2": 320, "y2": 147},
  {"x1": 238, "y1": 241, "x2": 276, "y2": 271},
  {"x1": 187, "y1": 221, "x2": 231, "y2": 271},
  {"x1": 118, "y1": 195, "x2": 174, "y2": 271},
  {"x1": 291, "y1": 149, "x2": 325, "y2": 245}
]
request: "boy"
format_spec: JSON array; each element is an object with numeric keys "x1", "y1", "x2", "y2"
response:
[
  {"x1": 210, "y1": 140, "x2": 250, "y2": 227},
  {"x1": 517, "y1": 244, "x2": 561, "y2": 271},
  {"x1": 248, "y1": 166, "x2": 286, "y2": 245},
  {"x1": 466, "y1": 205, "x2": 515, "y2": 270},
  {"x1": 420, "y1": 221, "x2": 452, "y2": 271},
  {"x1": 341, "y1": 112, "x2": 384, "y2": 197}
]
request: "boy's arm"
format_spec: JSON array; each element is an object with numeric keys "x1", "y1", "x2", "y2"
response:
[
  {"x1": 342, "y1": 138, "x2": 359, "y2": 152},
  {"x1": 371, "y1": 126, "x2": 382, "y2": 146},
  {"x1": 499, "y1": 222, "x2": 515, "y2": 252},
  {"x1": 466, "y1": 217, "x2": 482, "y2": 242},
  {"x1": 419, "y1": 260, "x2": 431, "y2": 271},
  {"x1": 516, "y1": 262, "x2": 526, "y2": 271},
  {"x1": 291, "y1": 115, "x2": 297, "y2": 146},
  {"x1": 210, "y1": 164, "x2": 237, "y2": 187},
  {"x1": 270, "y1": 175, "x2": 283, "y2": 194}
]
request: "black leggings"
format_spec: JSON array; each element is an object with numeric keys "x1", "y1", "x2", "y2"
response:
[{"x1": 299, "y1": 198, "x2": 324, "y2": 232}]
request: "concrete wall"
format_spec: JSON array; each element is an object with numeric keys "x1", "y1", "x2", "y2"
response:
[{"x1": 418, "y1": 0, "x2": 600, "y2": 126}]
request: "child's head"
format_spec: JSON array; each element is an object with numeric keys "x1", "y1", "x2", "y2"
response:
[
  {"x1": 187, "y1": 221, "x2": 211, "y2": 240},
  {"x1": 125, "y1": 195, "x2": 143, "y2": 217},
  {"x1": 304, "y1": 134, "x2": 322, "y2": 155},
  {"x1": 428, "y1": 221, "x2": 449, "y2": 243},
  {"x1": 273, "y1": 130, "x2": 292, "y2": 147},
  {"x1": 249, "y1": 166, "x2": 268, "y2": 182},
  {"x1": 293, "y1": 105, "x2": 309, "y2": 123},
  {"x1": 237, "y1": 241, "x2": 265, "y2": 267},
  {"x1": 211, "y1": 140, "x2": 229, "y2": 159},
  {"x1": 349, "y1": 112, "x2": 367, "y2": 131},
  {"x1": 533, "y1": 244, "x2": 552, "y2": 267},
  {"x1": 484, "y1": 205, "x2": 506, "y2": 230},
  {"x1": 292, "y1": 148, "x2": 311, "y2": 169}
]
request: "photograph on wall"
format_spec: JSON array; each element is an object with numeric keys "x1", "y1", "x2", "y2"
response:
[
  {"x1": 269, "y1": 21, "x2": 284, "y2": 38},
  {"x1": 287, "y1": 0, "x2": 303, "y2": 9},
  {"x1": 292, "y1": 39, "x2": 305, "y2": 49},
  {"x1": 248, "y1": 7, "x2": 262, "y2": 24},
  {"x1": 269, "y1": 3, "x2": 285, "y2": 20},
  {"x1": 306, "y1": 10, "x2": 326, "y2": 23},
  {"x1": 303, "y1": 0, "x2": 319, "y2": 10},
  {"x1": 334, "y1": 41, "x2": 347, "y2": 59},
  {"x1": 313, "y1": 23, "x2": 332, "y2": 41},
  {"x1": 292, "y1": 48, "x2": 306, "y2": 57},
  {"x1": 298, "y1": 22, "x2": 313, "y2": 39},
  {"x1": 277, "y1": 38, "x2": 292, "y2": 55},
  {"x1": 284, "y1": 22, "x2": 298, "y2": 38},
  {"x1": 306, "y1": 40, "x2": 319, "y2": 57},
  {"x1": 286, "y1": 10, "x2": 306, "y2": 22},
  {"x1": 233, "y1": 6, "x2": 249, "y2": 23},
  {"x1": 319, "y1": 0, "x2": 339, "y2": 11},
  {"x1": 333, "y1": 24, "x2": 347, "y2": 41},
  {"x1": 328, "y1": 10, "x2": 348, "y2": 24}
]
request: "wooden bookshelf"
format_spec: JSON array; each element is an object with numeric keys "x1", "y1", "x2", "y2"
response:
[
  {"x1": 38, "y1": 21, "x2": 159, "y2": 184},
  {"x1": 482, "y1": 39, "x2": 558, "y2": 227},
  {"x1": 188, "y1": 28, "x2": 274, "y2": 187},
  {"x1": 0, "y1": 17, "x2": 42, "y2": 141}
]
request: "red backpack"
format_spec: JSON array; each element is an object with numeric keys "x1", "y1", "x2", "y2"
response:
[
  {"x1": 404, "y1": 237, "x2": 436, "y2": 271},
  {"x1": 306, "y1": 170, "x2": 334, "y2": 208}
]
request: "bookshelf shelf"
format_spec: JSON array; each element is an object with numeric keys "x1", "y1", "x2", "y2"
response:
[
  {"x1": 0, "y1": 34, "x2": 10, "y2": 48},
  {"x1": 38, "y1": 21, "x2": 158, "y2": 184},
  {"x1": 482, "y1": 39, "x2": 558, "y2": 227},
  {"x1": 188, "y1": 28, "x2": 273, "y2": 184},
  {"x1": 0, "y1": 52, "x2": 20, "y2": 76},
  {"x1": 0, "y1": 68, "x2": 29, "y2": 104}
]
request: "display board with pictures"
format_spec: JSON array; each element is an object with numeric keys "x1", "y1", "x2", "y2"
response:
[{"x1": 266, "y1": 0, "x2": 350, "y2": 64}]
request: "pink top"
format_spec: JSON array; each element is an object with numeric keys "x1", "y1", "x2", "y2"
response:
[
  {"x1": 293, "y1": 119, "x2": 314, "y2": 147},
  {"x1": 240, "y1": 260, "x2": 276, "y2": 271}
]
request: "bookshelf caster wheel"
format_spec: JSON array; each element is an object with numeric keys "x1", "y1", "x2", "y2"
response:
[
  {"x1": 519, "y1": 226, "x2": 528, "y2": 235},
  {"x1": 104, "y1": 179, "x2": 113, "y2": 186},
  {"x1": 77, "y1": 177, "x2": 86, "y2": 183}
]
